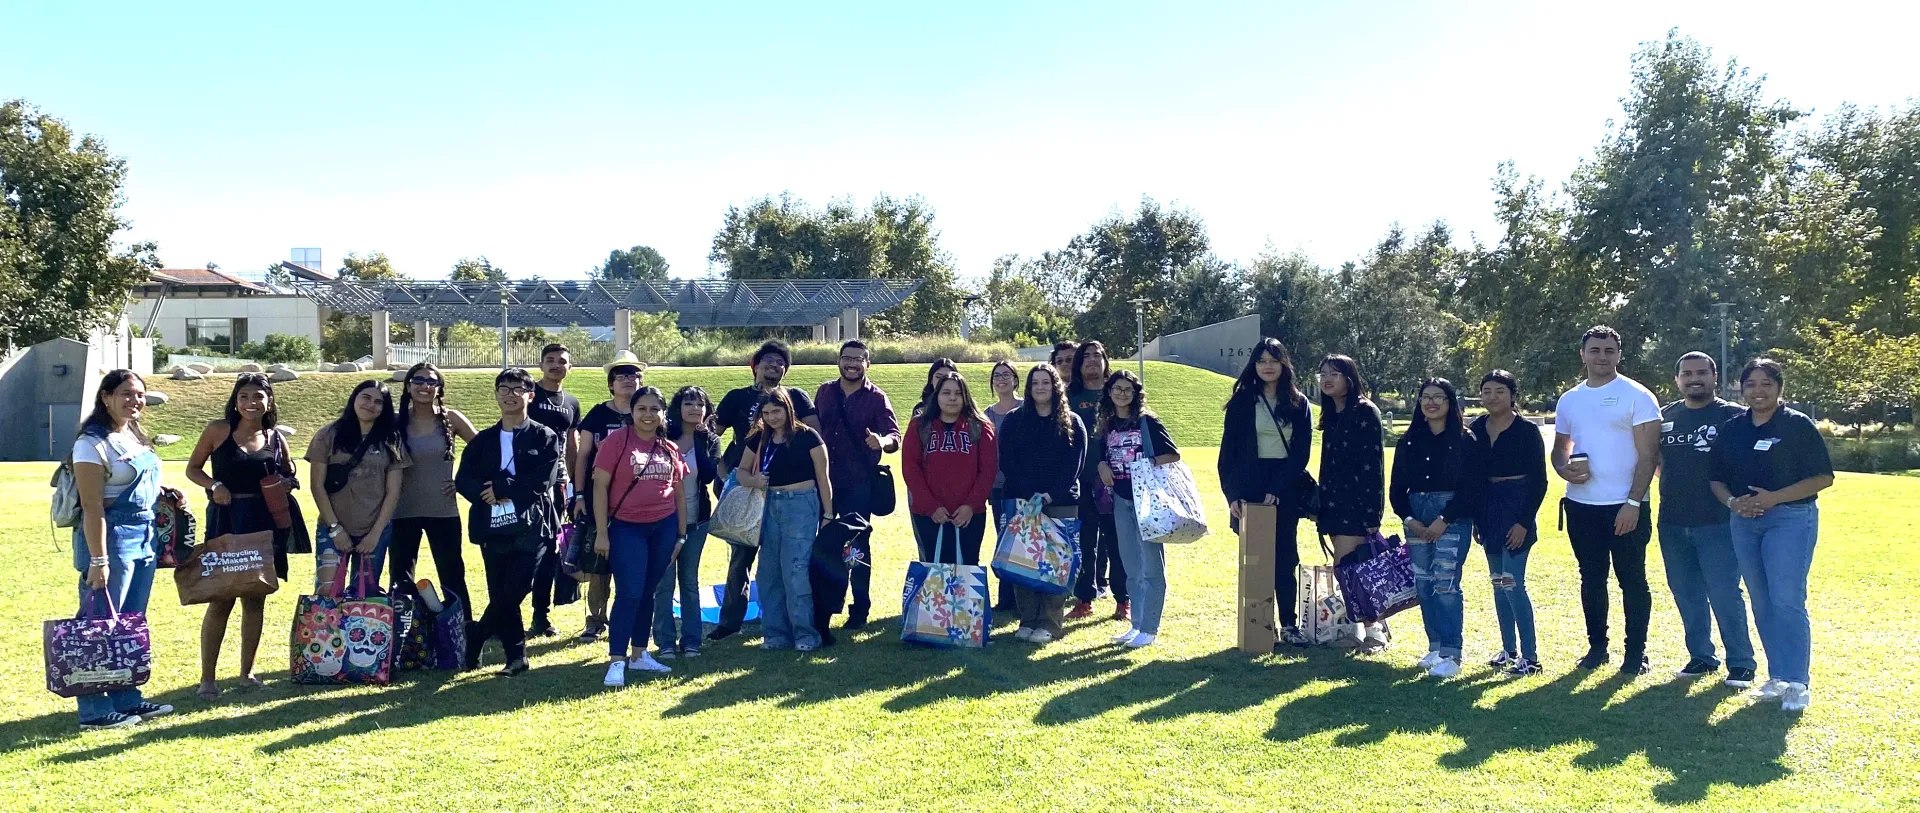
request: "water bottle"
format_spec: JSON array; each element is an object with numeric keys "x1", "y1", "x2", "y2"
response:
[{"x1": 315, "y1": 545, "x2": 340, "y2": 596}]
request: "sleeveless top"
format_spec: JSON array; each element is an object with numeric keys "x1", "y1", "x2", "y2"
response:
[
  {"x1": 396, "y1": 424, "x2": 458, "y2": 519},
  {"x1": 212, "y1": 429, "x2": 281, "y2": 497}
]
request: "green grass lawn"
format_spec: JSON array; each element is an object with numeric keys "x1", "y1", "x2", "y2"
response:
[
  {"x1": 3, "y1": 443, "x2": 1916, "y2": 811},
  {"x1": 138, "y1": 361, "x2": 1237, "y2": 460}
]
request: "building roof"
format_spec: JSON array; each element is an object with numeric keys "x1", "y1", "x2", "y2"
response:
[
  {"x1": 150, "y1": 268, "x2": 270, "y2": 292},
  {"x1": 279, "y1": 262, "x2": 336, "y2": 282}
]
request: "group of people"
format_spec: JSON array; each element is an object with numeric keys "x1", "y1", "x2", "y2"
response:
[{"x1": 59, "y1": 325, "x2": 1833, "y2": 730}]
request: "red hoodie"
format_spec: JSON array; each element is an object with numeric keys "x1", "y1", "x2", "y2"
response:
[{"x1": 902, "y1": 414, "x2": 997, "y2": 516}]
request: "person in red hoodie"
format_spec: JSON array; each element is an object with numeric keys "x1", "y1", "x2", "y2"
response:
[{"x1": 903, "y1": 371, "x2": 999, "y2": 565}]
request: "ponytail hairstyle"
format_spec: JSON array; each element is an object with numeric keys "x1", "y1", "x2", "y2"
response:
[
  {"x1": 79, "y1": 369, "x2": 150, "y2": 447},
  {"x1": 400, "y1": 362, "x2": 456, "y2": 461}
]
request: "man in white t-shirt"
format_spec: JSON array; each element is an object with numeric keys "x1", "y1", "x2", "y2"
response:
[{"x1": 1552, "y1": 325, "x2": 1662, "y2": 676}]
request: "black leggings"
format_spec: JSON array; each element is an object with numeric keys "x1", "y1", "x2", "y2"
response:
[{"x1": 388, "y1": 516, "x2": 472, "y2": 625}]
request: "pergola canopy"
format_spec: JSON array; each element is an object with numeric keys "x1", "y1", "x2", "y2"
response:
[{"x1": 291, "y1": 278, "x2": 924, "y2": 328}]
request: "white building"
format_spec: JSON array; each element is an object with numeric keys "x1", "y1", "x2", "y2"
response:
[{"x1": 125, "y1": 263, "x2": 331, "y2": 351}]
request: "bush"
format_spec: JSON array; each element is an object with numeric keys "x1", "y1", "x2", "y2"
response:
[
  {"x1": 1825, "y1": 436, "x2": 1920, "y2": 473},
  {"x1": 665, "y1": 337, "x2": 1016, "y2": 368},
  {"x1": 238, "y1": 333, "x2": 319, "y2": 365}
]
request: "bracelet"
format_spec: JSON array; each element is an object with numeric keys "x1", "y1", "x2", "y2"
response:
[{"x1": 88, "y1": 556, "x2": 109, "y2": 567}]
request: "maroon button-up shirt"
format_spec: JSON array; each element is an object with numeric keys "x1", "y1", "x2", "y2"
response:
[{"x1": 815, "y1": 377, "x2": 901, "y2": 488}]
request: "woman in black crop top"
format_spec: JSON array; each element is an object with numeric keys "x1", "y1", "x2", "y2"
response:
[
  {"x1": 728, "y1": 388, "x2": 832, "y2": 651},
  {"x1": 1467, "y1": 370, "x2": 1547, "y2": 674},
  {"x1": 184, "y1": 374, "x2": 300, "y2": 701}
]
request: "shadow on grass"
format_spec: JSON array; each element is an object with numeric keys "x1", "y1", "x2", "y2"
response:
[{"x1": 15, "y1": 614, "x2": 1792, "y2": 806}]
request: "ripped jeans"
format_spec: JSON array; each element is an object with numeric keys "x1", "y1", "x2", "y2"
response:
[
  {"x1": 1406, "y1": 492, "x2": 1470, "y2": 660},
  {"x1": 1479, "y1": 479, "x2": 1538, "y2": 663}
]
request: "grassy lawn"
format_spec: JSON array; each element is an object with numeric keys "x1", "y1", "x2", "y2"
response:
[
  {"x1": 2, "y1": 440, "x2": 1916, "y2": 811},
  {"x1": 138, "y1": 361, "x2": 1237, "y2": 459}
]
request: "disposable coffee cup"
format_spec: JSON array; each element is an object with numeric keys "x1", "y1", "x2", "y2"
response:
[{"x1": 1568, "y1": 452, "x2": 1591, "y2": 476}]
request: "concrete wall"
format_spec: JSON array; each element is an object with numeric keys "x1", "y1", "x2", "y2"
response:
[
  {"x1": 0, "y1": 338, "x2": 94, "y2": 461},
  {"x1": 1137, "y1": 314, "x2": 1262, "y2": 377},
  {"x1": 126, "y1": 295, "x2": 324, "y2": 346}
]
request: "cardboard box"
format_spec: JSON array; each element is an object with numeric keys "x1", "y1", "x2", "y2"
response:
[{"x1": 1237, "y1": 504, "x2": 1279, "y2": 654}]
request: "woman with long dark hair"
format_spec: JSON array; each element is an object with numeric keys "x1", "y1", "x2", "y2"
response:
[
  {"x1": 1315, "y1": 354, "x2": 1389, "y2": 651},
  {"x1": 997, "y1": 364, "x2": 1088, "y2": 644},
  {"x1": 593, "y1": 386, "x2": 690, "y2": 685},
  {"x1": 1390, "y1": 377, "x2": 1479, "y2": 677},
  {"x1": 651, "y1": 385, "x2": 721, "y2": 659},
  {"x1": 983, "y1": 360, "x2": 1022, "y2": 611},
  {"x1": 306, "y1": 380, "x2": 410, "y2": 587},
  {"x1": 727, "y1": 387, "x2": 833, "y2": 651},
  {"x1": 1095, "y1": 369, "x2": 1181, "y2": 648},
  {"x1": 1068, "y1": 339, "x2": 1125, "y2": 620},
  {"x1": 390, "y1": 362, "x2": 479, "y2": 623},
  {"x1": 67, "y1": 370, "x2": 172, "y2": 729},
  {"x1": 1218, "y1": 338, "x2": 1314, "y2": 647},
  {"x1": 912, "y1": 357, "x2": 960, "y2": 419},
  {"x1": 185, "y1": 373, "x2": 299, "y2": 700},
  {"x1": 903, "y1": 371, "x2": 998, "y2": 567},
  {"x1": 1470, "y1": 370, "x2": 1546, "y2": 676}
]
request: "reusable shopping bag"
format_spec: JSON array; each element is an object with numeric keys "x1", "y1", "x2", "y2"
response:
[
  {"x1": 1125, "y1": 427, "x2": 1208, "y2": 544},
  {"x1": 1333, "y1": 532, "x2": 1420, "y2": 623},
  {"x1": 1297, "y1": 565, "x2": 1361, "y2": 648},
  {"x1": 901, "y1": 525, "x2": 990, "y2": 648},
  {"x1": 709, "y1": 472, "x2": 766, "y2": 548},
  {"x1": 990, "y1": 496, "x2": 1078, "y2": 594},
  {"x1": 175, "y1": 530, "x2": 279, "y2": 605},
  {"x1": 44, "y1": 590, "x2": 152, "y2": 698}
]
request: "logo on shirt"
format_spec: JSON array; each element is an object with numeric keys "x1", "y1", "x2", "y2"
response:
[
  {"x1": 1661, "y1": 420, "x2": 1718, "y2": 453},
  {"x1": 927, "y1": 428, "x2": 975, "y2": 454},
  {"x1": 1601, "y1": 396, "x2": 1620, "y2": 407}
]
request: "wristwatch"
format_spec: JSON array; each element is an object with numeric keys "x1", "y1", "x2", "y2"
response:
[{"x1": 1625, "y1": 498, "x2": 1643, "y2": 508}]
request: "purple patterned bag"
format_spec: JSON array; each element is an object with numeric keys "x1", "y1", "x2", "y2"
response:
[
  {"x1": 430, "y1": 594, "x2": 467, "y2": 670},
  {"x1": 44, "y1": 591, "x2": 152, "y2": 698},
  {"x1": 1333, "y1": 532, "x2": 1420, "y2": 623}
]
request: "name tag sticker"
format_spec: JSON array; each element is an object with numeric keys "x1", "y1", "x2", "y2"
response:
[
  {"x1": 1601, "y1": 397, "x2": 1620, "y2": 406},
  {"x1": 1660, "y1": 421, "x2": 1674, "y2": 432},
  {"x1": 1753, "y1": 439, "x2": 1776, "y2": 451}
]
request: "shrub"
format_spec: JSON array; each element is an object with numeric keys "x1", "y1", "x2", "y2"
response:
[{"x1": 238, "y1": 333, "x2": 319, "y2": 365}]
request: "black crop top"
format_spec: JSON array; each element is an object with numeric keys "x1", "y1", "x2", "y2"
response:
[{"x1": 731, "y1": 427, "x2": 825, "y2": 488}]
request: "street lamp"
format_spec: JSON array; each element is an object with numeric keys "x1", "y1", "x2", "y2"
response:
[
  {"x1": 1130, "y1": 297, "x2": 1149, "y2": 381},
  {"x1": 959, "y1": 294, "x2": 985, "y2": 342},
  {"x1": 1711, "y1": 302, "x2": 1733, "y2": 397}
]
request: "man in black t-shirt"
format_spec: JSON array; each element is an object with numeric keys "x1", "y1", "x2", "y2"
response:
[
  {"x1": 525, "y1": 343, "x2": 584, "y2": 637},
  {"x1": 1657, "y1": 352, "x2": 1755, "y2": 686},
  {"x1": 708, "y1": 341, "x2": 821, "y2": 641}
]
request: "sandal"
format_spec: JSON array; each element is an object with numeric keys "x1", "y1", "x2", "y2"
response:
[{"x1": 196, "y1": 682, "x2": 219, "y2": 701}]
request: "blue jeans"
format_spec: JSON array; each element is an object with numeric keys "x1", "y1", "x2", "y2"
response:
[
  {"x1": 760, "y1": 489, "x2": 821, "y2": 649},
  {"x1": 1659, "y1": 523, "x2": 1757, "y2": 670},
  {"x1": 75, "y1": 553, "x2": 157, "y2": 722},
  {"x1": 1406, "y1": 492, "x2": 1470, "y2": 659},
  {"x1": 1111, "y1": 495, "x2": 1168, "y2": 635},
  {"x1": 652, "y1": 521, "x2": 710, "y2": 651},
  {"x1": 1482, "y1": 542, "x2": 1536, "y2": 661},
  {"x1": 1731, "y1": 502, "x2": 1819, "y2": 685},
  {"x1": 607, "y1": 515, "x2": 680, "y2": 657},
  {"x1": 317, "y1": 523, "x2": 395, "y2": 590}
]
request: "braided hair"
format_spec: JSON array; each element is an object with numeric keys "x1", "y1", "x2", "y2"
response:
[{"x1": 400, "y1": 362, "x2": 456, "y2": 461}]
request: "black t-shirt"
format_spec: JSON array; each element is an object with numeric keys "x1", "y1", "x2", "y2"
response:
[
  {"x1": 1710, "y1": 407, "x2": 1833, "y2": 507},
  {"x1": 1658, "y1": 398, "x2": 1744, "y2": 526},
  {"x1": 715, "y1": 384, "x2": 817, "y2": 448},
  {"x1": 529, "y1": 383, "x2": 581, "y2": 449},
  {"x1": 1098, "y1": 415, "x2": 1178, "y2": 501},
  {"x1": 726, "y1": 427, "x2": 825, "y2": 488},
  {"x1": 578, "y1": 402, "x2": 629, "y2": 447}
]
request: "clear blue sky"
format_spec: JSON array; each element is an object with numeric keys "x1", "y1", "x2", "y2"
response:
[{"x1": 6, "y1": 1, "x2": 1915, "y2": 282}]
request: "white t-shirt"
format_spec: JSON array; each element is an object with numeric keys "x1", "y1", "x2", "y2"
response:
[
  {"x1": 1555, "y1": 374, "x2": 1661, "y2": 505},
  {"x1": 71, "y1": 430, "x2": 145, "y2": 501},
  {"x1": 499, "y1": 428, "x2": 517, "y2": 475}
]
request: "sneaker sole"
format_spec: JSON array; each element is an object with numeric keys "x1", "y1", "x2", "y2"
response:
[
  {"x1": 1724, "y1": 679, "x2": 1754, "y2": 688},
  {"x1": 80, "y1": 716, "x2": 141, "y2": 731}
]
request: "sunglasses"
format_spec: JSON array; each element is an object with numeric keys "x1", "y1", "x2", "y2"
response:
[{"x1": 408, "y1": 376, "x2": 441, "y2": 386}]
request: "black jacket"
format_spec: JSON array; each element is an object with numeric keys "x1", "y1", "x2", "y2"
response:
[
  {"x1": 680, "y1": 429, "x2": 722, "y2": 524},
  {"x1": 455, "y1": 420, "x2": 564, "y2": 549},
  {"x1": 997, "y1": 407, "x2": 1087, "y2": 506},
  {"x1": 1218, "y1": 388, "x2": 1313, "y2": 504}
]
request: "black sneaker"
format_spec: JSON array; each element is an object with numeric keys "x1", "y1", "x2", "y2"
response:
[
  {"x1": 80, "y1": 712, "x2": 141, "y2": 731},
  {"x1": 843, "y1": 612, "x2": 868, "y2": 631},
  {"x1": 1504, "y1": 657, "x2": 1544, "y2": 676},
  {"x1": 528, "y1": 617, "x2": 557, "y2": 639},
  {"x1": 1488, "y1": 651, "x2": 1516, "y2": 669},
  {"x1": 120, "y1": 702, "x2": 173, "y2": 720},
  {"x1": 1278, "y1": 625, "x2": 1312, "y2": 648},
  {"x1": 1676, "y1": 658, "x2": 1720, "y2": 678},
  {"x1": 502, "y1": 658, "x2": 530, "y2": 677},
  {"x1": 1577, "y1": 648, "x2": 1609, "y2": 670},
  {"x1": 1622, "y1": 654, "x2": 1651, "y2": 676},
  {"x1": 1725, "y1": 667, "x2": 1757, "y2": 688},
  {"x1": 706, "y1": 626, "x2": 739, "y2": 642},
  {"x1": 576, "y1": 624, "x2": 605, "y2": 643}
]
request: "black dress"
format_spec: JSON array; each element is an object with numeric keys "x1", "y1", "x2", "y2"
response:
[
  {"x1": 1316, "y1": 398, "x2": 1385, "y2": 538},
  {"x1": 207, "y1": 428, "x2": 295, "y2": 581}
]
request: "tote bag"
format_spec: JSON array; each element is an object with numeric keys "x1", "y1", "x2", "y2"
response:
[
  {"x1": 1125, "y1": 423, "x2": 1208, "y2": 544},
  {"x1": 709, "y1": 471, "x2": 767, "y2": 548},
  {"x1": 1297, "y1": 565, "x2": 1361, "y2": 648},
  {"x1": 1333, "y1": 532, "x2": 1420, "y2": 623},
  {"x1": 290, "y1": 558, "x2": 394, "y2": 685},
  {"x1": 990, "y1": 496, "x2": 1079, "y2": 594},
  {"x1": 900, "y1": 525, "x2": 990, "y2": 648},
  {"x1": 175, "y1": 530, "x2": 279, "y2": 605},
  {"x1": 44, "y1": 590, "x2": 152, "y2": 698}
]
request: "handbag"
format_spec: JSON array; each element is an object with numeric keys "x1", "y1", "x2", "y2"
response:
[
  {"x1": 1124, "y1": 422, "x2": 1208, "y2": 544},
  {"x1": 290, "y1": 557, "x2": 394, "y2": 685},
  {"x1": 1297, "y1": 565, "x2": 1361, "y2": 648},
  {"x1": 323, "y1": 431, "x2": 378, "y2": 494},
  {"x1": 990, "y1": 496, "x2": 1080, "y2": 595},
  {"x1": 389, "y1": 580, "x2": 431, "y2": 672},
  {"x1": 175, "y1": 530, "x2": 280, "y2": 605},
  {"x1": 900, "y1": 525, "x2": 991, "y2": 648},
  {"x1": 709, "y1": 473, "x2": 766, "y2": 548},
  {"x1": 1332, "y1": 532, "x2": 1420, "y2": 623},
  {"x1": 44, "y1": 589, "x2": 152, "y2": 698},
  {"x1": 154, "y1": 486, "x2": 197, "y2": 568}
]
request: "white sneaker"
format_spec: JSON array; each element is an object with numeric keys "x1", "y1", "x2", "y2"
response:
[
  {"x1": 1112, "y1": 628, "x2": 1140, "y2": 644},
  {"x1": 602, "y1": 661, "x2": 627, "y2": 687},
  {"x1": 1781, "y1": 683, "x2": 1811, "y2": 712},
  {"x1": 1029, "y1": 629, "x2": 1054, "y2": 644},
  {"x1": 1417, "y1": 652, "x2": 1444, "y2": 670},
  {"x1": 631, "y1": 652, "x2": 673, "y2": 674},
  {"x1": 1427, "y1": 657, "x2": 1461, "y2": 679},
  {"x1": 1753, "y1": 678, "x2": 1791, "y2": 701},
  {"x1": 1014, "y1": 627, "x2": 1035, "y2": 641},
  {"x1": 1125, "y1": 633, "x2": 1156, "y2": 648}
]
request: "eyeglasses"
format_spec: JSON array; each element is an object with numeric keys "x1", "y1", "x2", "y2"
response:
[
  {"x1": 408, "y1": 376, "x2": 440, "y2": 386},
  {"x1": 611, "y1": 372, "x2": 641, "y2": 382},
  {"x1": 495, "y1": 386, "x2": 532, "y2": 396}
]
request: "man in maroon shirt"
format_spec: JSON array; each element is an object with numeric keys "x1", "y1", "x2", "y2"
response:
[{"x1": 814, "y1": 340, "x2": 901, "y2": 629}]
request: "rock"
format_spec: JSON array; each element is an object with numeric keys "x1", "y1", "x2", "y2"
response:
[
  {"x1": 332, "y1": 362, "x2": 364, "y2": 373},
  {"x1": 169, "y1": 366, "x2": 203, "y2": 381},
  {"x1": 267, "y1": 363, "x2": 291, "y2": 373},
  {"x1": 186, "y1": 362, "x2": 214, "y2": 375},
  {"x1": 390, "y1": 369, "x2": 410, "y2": 383},
  {"x1": 145, "y1": 391, "x2": 170, "y2": 406},
  {"x1": 276, "y1": 425, "x2": 298, "y2": 436},
  {"x1": 269, "y1": 368, "x2": 300, "y2": 382},
  {"x1": 239, "y1": 362, "x2": 264, "y2": 373},
  {"x1": 153, "y1": 434, "x2": 181, "y2": 446}
]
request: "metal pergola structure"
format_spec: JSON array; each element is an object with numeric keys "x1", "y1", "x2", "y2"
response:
[{"x1": 290, "y1": 278, "x2": 924, "y2": 328}]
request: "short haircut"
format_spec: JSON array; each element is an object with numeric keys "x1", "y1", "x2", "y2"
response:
[
  {"x1": 1581, "y1": 325, "x2": 1623, "y2": 349},
  {"x1": 1739, "y1": 357, "x2": 1784, "y2": 387},
  {"x1": 840, "y1": 339, "x2": 869, "y2": 355},
  {"x1": 496, "y1": 368, "x2": 537, "y2": 390},
  {"x1": 541, "y1": 343, "x2": 569, "y2": 359},
  {"x1": 751, "y1": 340, "x2": 791, "y2": 367},
  {"x1": 1052, "y1": 340, "x2": 1078, "y2": 359},
  {"x1": 1479, "y1": 369, "x2": 1519, "y2": 397},
  {"x1": 1676, "y1": 350, "x2": 1717, "y2": 375}
]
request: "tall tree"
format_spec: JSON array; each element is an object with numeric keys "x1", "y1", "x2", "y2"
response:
[
  {"x1": 450, "y1": 256, "x2": 508, "y2": 284},
  {"x1": 1245, "y1": 248, "x2": 1339, "y2": 374},
  {"x1": 1801, "y1": 103, "x2": 1920, "y2": 336},
  {"x1": 0, "y1": 100, "x2": 161, "y2": 346},
  {"x1": 1067, "y1": 198, "x2": 1211, "y2": 354},
  {"x1": 339, "y1": 251, "x2": 402, "y2": 281},
  {"x1": 592, "y1": 245, "x2": 670, "y2": 281}
]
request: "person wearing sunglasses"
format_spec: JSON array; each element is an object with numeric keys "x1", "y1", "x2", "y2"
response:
[
  {"x1": 456, "y1": 368, "x2": 565, "y2": 675},
  {"x1": 391, "y1": 363, "x2": 479, "y2": 624}
]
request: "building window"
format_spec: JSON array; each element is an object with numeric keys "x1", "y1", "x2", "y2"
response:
[{"x1": 185, "y1": 318, "x2": 248, "y2": 354}]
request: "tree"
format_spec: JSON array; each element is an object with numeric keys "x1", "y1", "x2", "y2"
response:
[
  {"x1": 450, "y1": 256, "x2": 508, "y2": 284},
  {"x1": 1066, "y1": 198, "x2": 1212, "y2": 354},
  {"x1": 1801, "y1": 103, "x2": 1920, "y2": 336},
  {"x1": 1161, "y1": 256, "x2": 1246, "y2": 337},
  {"x1": 593, "y1": 245, "x2": 669, "y2": 281},
  {"x1": 1323, "y1": 230, "x2": 1460, "y2": 399},
  {"x1": 0, "y1": 100, "x2": 161, "y2": 346},
  {"x1": 339, "y1": 251, "x2": 402, "y2": 280},
  {"x1": 323, "y1": 250, "x2": 408, "y2": 359},
  {"x1": 1245, "y1": 248, "x2": 1339, "y2": 372},
  {"x1": 980, "y1": 254, "x2": 1076, "y2": 346}
]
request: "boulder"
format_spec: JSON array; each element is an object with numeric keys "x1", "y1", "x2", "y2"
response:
[
  {"x1": 145, "y1": 391, "x2": 170, "y2": 406},
  {"x1": 267, "y1": 363, "x2": 292, "y2": 373},
  {"x1": 239, "y1": 362, "x2": 264, "y2": 373},
  {"x1": 153, "y1": 434, "x2": 181, "y2": 447},
  {"x1": 186, "y1": 362, "x2": 214, "y2": 375},
  {"x1": 269, "y1": 368, "x2": 300, "y2": 382},
  {"x1": 332, "y1": 362, "x2": 364, "y2": 373},
  {"x1": 169, "y1": 366, "x2": 203, "y2": 381},
  {"x1": 390, "y1": 369, "x2": 410, "y2": 383}
]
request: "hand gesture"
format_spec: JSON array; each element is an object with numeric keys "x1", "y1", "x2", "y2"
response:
[
  {"x1": 864, "y1": 429, "x2": 884, "y2": 451},
  {"x1": 931, "y1": 506, "x2": 951, "y2": 525}
]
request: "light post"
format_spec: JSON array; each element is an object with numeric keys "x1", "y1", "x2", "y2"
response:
[
  {"x1": 959, "y1": 294, "x2": 984, "y2": 342},
  {"x1": 1711, "y1": 302, "x2": 1733, "y2": 397},
  {"x1": 1131, "y1": 297, "x2": 1148, "y2": 381}
]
